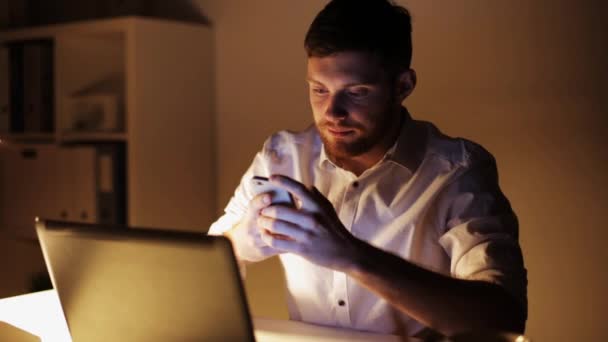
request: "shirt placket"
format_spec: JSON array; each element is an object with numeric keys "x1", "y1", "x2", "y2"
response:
[{"x1": 333, "y1": 178, "x2": 361, "y2": 327}]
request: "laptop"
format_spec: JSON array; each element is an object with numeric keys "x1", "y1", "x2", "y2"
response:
[{"x1": 35, "y1": 219, "x2": 255, "y2": 342}]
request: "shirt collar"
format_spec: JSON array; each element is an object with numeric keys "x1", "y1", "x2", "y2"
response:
[
  {"x1": 385, "y1": 108, "x2": 426, "y2": 173},
  {"x1": 319, "y1": 142, "x2": 332, "y2": 168}
]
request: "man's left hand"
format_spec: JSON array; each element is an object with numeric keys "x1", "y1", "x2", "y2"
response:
[{"x1": 257, "y1": 174, "x2": 362, "y2": 271}]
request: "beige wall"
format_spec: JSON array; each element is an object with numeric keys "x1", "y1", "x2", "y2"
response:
[{"x1": 196, "y1": 0, "x2": 608, "y2": 340}]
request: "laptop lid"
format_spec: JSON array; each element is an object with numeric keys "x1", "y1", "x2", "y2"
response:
[{"x1": 35, "y1": 219, "x2": 255, "y2": 342}]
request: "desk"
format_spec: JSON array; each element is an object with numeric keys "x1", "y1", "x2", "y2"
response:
[{"x1": 0, "y1": 290, "x2": 413, "y2": 341}]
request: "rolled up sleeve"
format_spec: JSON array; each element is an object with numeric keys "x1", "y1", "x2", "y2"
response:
[{"x1": 437, "y1": 142, "x2": 528, "y2": 312}]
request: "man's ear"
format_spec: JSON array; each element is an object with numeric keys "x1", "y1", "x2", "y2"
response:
[{"x1": 395, "y1": 69, "x2": 417, "y2": 101}]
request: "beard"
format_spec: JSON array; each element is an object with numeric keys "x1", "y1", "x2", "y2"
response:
[
  {"x1": 318, "y1": 123, "x2": 377, "y2": 158},
  {"x1": 317, "y1": 106, "x2": 398, "y2": 160}
]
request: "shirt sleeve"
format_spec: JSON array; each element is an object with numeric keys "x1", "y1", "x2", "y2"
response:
[
  {"x1": 437, "y1": 141, "x2": 528, "y2": 313},
  {"x1": 207, "y1": 137, "x2": 276, "y2": 236}
]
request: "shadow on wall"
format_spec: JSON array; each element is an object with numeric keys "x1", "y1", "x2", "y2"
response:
[{"x1": 4, "y1": 0, "x2": 211, "y2": 28}]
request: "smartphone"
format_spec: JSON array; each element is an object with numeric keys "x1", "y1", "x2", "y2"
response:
[{"x1": 250, "y1": 176, "x2": 295, "y2": 206}]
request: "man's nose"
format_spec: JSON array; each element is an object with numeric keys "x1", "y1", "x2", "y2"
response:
[{"x1": 324, "y1": 93, "x2": 348, "y2": 120}]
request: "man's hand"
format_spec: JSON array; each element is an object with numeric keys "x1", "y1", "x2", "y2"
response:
[
  {"x1": 257, "y1": 174, "x2": 362, "y2": 271},
  {"x1": 225, "y1": 193, "x2": 284, "y2": 263}
]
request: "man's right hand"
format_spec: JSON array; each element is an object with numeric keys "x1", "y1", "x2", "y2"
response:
[{"x1": 224, "y1": 193, "x2": 283, "y2": 263}]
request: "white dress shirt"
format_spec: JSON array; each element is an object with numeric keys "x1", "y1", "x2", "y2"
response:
[{"x1": 208, "y1": 113, "x2": 527, "y2": 336}]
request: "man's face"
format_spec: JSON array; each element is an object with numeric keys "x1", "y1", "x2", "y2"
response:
[{"x1": 307, "y1": 51, "x2": 401, "y2": 160}]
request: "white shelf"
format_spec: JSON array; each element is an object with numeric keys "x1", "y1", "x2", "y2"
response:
[
  {"x1": 0, "y1": 16, "x2": 209, "y2": 43},
  {"x1": 0, "y1": 17, "x2": 138, "y2": 42},
  {"x1": 0, "y1": 132, "x2": 127, "y2": 144},
  {"x1": 0, "y1": 133, "x2": 55, "y2": 144},
  {"x1": 1, "y1": 17, "x2": 216, "y2": 233},
  {"x1": 59, "y1": 132, "x2": 127, "y2": 143}
]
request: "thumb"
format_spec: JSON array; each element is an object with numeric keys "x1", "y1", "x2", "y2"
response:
[{"x1": 249, "y1": 192, "x2": 271, "y2": 214}]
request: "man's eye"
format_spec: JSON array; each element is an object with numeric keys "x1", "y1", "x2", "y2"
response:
[
  {"x1": 312, "y1": 88, "x2": 328, "y2": 95},
  {"x1": 347, "y1": 88, "x2": 370, "y2": 98}
]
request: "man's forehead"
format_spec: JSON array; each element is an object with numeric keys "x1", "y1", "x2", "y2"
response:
[{"x1": 306, "y1": 51, "x2": 387, "y2": 85}]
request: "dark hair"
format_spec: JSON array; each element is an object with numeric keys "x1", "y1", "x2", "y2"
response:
[{"x1": 304, "y1": 0, "x2": 413, "y2": 74}]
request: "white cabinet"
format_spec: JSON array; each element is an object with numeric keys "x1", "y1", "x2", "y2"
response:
[
  {"x1": 0, "y1": 144, "x2": 97, "y2": 238},
  {"x1": 0, "y1": 17, "x2": 216, "y2": 236}
]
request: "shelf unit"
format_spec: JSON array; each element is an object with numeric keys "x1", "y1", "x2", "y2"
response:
[
  {"x1": 59, "y1": 132, "x2": 127, "y2": 143},
  {"x1": 0, "y1": 17, "x2": 216, "y2": 237},
  {"x1": 0, "y1": 133, "x2": 55, "y2": 143}
]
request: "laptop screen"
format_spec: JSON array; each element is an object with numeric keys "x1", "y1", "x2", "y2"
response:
[{"x1": 36, "y1": 219, "x2": 255, "y2": 341}]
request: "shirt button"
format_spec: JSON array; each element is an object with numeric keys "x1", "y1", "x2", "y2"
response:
[
  {"x1": 338, "y1": 299, "x2": 346, "y2": 306},
  {"x1": 352, "y1": 181, "x2": 359, "y2": 188}
]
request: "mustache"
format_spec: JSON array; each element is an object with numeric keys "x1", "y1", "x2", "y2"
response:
[{"x1": 319, "y1": 121, "x2": 362, "y2": 131}]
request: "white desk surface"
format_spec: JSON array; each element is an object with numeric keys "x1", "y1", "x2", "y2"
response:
[{"x1": 0, "y1": 290, "x2": 415, "y2": 341}]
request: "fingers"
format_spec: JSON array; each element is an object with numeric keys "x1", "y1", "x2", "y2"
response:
[
  {"x1": 260, "y1": 205, "x2": 318, "y2": 230},
  {"x1": 235, "y1": 227, "x2": 282, "y2": 261},
  {"x1": 269, "y1": 175, "x2": 318, "y2": 211},
  {"x1": 258, "y1": 215, "x2": 314, "y2": 242},
  {"x1": 258, "y1": 245, "x2": 281, "y2": 257},
  {"x1": 261, "y1": 230, "x2": 301, "y2": 253}
]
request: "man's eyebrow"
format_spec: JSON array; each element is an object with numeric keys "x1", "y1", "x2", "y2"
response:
[
  {"x1": 305, "y1": 77, "x2": 376, "y2": 87},
  {"x1": 305, "y1": 77, "x2": 328, "y2": 85}
]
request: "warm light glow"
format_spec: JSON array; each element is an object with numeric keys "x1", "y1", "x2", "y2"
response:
[
  {"x1": 516, "y1": 335, "x2": 530, "y2": 342},
  {"x1": 0, "y1": 290, "x2": 71, "y2": 341}
]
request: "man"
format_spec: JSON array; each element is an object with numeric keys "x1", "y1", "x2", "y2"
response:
[{"x1": 208, "y1": 0, "x2": 527, "y2": 337}]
